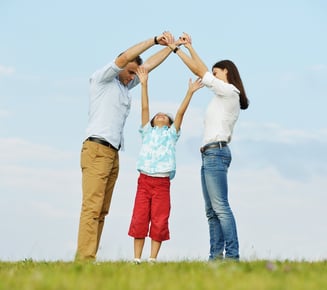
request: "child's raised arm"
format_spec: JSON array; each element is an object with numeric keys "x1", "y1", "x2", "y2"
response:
[
  {"x1": 137, "y1": 67, "x2": 150, "y2": 127},
  {"x1": 174, "y1": 78, "x2": 204, "y2": 131}
]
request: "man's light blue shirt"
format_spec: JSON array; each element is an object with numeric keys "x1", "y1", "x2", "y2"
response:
[
  {"x1": 137, "y1": 123, "x2": 180, "y2": 180},
  {"x1": 85, "y1": 60, "x2": 139, "y2": 150}
]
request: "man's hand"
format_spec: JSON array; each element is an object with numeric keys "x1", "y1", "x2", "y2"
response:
[{"x1": 156, "y1": 31, "x2": 175, "y2": 46}]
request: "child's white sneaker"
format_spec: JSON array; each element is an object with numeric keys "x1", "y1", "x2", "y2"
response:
[{"x1": 133, "y1": 258, "x2": 141, "y2": 265}]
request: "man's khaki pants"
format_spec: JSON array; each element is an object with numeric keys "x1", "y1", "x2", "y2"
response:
[{"x1": 75, "y1": 140, "x2": 119, "y2": 261}]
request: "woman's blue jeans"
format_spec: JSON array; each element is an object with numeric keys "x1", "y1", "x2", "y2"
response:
[{"x1": 201, "y1": 145, "x2": 239, "y2": 260}]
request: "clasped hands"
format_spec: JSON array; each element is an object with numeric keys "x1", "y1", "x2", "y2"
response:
[{"x1": 156, "y1": 31, "x2": 192, "y2": 51}]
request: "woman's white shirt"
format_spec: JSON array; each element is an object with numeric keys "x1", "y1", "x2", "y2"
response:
[{"x1": 201, "y1": 71, "x2": 240, "y2": 145}]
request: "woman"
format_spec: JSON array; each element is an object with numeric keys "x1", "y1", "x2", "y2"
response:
[{"x1": 169, "y1": 33, "x2": 249, "y2": 260}]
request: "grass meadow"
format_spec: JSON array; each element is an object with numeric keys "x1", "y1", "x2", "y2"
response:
[{"x1": 0, "y1": 259, "x2": 326, "y2": 290}]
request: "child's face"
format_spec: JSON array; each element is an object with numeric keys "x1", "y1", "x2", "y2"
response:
[{"x1": 153, "y1": 113, "x2": 171, "y2": 127}]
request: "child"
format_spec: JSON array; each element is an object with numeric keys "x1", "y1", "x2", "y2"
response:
[{"x1": 128, "y1": 66, "x2": 203, "y2": 264}]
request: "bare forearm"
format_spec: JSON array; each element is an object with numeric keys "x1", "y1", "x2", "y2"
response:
[
  {"x1": 175, "y1": 46, "x2": 208, "y2": 78},
  {"x1": 143, "y1": 47, "x2": 172, "y2": 72},
  {"x1": 141, "y1": 83, "x2": 150, "y2": 126},
  {"x1": 187, "y1": 45, "x2": 207, "y2": 72},
  {"x1": 116, "y1": 38, "x2": 156, "y2": 68},
  {"x1": 174, "y1": 90, "x2": 193, "y2": 131}
]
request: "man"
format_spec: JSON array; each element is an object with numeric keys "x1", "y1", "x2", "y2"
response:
[{"x1": 76, "y1": 32, "x2": 174, "y2": 261}]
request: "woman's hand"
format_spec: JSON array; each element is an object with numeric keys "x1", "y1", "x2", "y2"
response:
[{"x1": 179, "y1": 32, "x2": 192, "y2": 48}]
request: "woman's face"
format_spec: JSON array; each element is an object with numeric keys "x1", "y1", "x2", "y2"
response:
[{"x1": 212, "y1": 67, "x2": 228, "y2": 83}]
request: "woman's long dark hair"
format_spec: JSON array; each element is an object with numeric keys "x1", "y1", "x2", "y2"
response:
[{"x1": 212, "y1": 60, "x2": 249, "y2": 110}]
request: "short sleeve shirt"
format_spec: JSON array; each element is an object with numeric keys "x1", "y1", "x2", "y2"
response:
[{"x1": 137, "y1": 123, "x2": 180, "y2": 180}]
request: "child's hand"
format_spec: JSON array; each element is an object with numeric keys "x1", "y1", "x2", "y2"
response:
[
  {"x1": 188, "y1": 77, "x2": 204, "y2": 93},
  {"x1": 136, "y1": 66, "x2": 149, "y2": 84}
]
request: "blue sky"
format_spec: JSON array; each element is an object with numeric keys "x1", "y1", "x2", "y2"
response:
[{"x1": 0, "y1": 0, "x2": 326, "y2": 261}]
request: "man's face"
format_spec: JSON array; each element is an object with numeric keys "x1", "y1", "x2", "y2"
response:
[{"x1": 118, "y1": 62, "x2": 139, "y2": 86}]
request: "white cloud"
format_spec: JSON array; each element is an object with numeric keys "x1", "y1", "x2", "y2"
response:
[
  {"x1": 0, "y1": 65, "x2": 15, "y2": 76},
  {"x1": 309, "y1": 64, "x2": 327, "y2": 71},
  {"x1": 0, "y1": 109, "x2": 10, "y2": 118},
  {"x1": 235, "y1": 121, "x2": 327, "y2": 144},
  {"x1": 30, "y1": 201, "x2": 77, "y2": 219},
  {"x1": 0, "y1": 164, "x2": 79, "y2": 193},
  {"x1": 229, "y1": 167, "x2": 327, "y2": 261},
  {"x1": 0, "y1": 137, "x2": 75, "y2": 164}
]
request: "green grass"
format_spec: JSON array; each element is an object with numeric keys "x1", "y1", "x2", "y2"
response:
[{"x1": 0, "y1": 259, "x2": 326, "y2": 290}]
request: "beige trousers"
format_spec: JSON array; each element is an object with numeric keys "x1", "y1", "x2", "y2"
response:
[{"x1": 75, "y1": 140, "x2": 119, "y2": 261}]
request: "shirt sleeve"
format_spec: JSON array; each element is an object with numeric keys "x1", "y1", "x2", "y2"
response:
[
  {"x1": 202, "y1": 71, "x2": 240, "y2": 97},
  {"x1": 139, "y1": 122, "x2": 151, "y2": 135},
  {"x1": 170, "y1": 123, "x2": 181, "y2": 141},
  {"x1": 90, "y1": 60, "x2": 122, "y2": 83}
]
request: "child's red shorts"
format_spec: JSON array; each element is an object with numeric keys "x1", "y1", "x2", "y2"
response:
[{"x1": 128, "y1": 173, "x2": 171, "y2": 242}]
